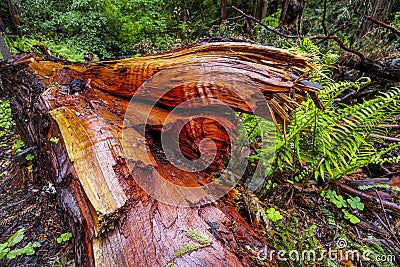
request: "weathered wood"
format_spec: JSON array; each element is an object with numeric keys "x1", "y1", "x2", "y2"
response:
[
  {"x1": 341, "y1": 56, "x2": 400, "y2": 82},
  {"x1": 0, "y1": 42, "x2": 321, "y2": 266}
]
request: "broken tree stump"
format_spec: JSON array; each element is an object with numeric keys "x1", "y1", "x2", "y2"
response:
[{"x1": 0, "y1": 42, "x2": 322, "y2": 266}]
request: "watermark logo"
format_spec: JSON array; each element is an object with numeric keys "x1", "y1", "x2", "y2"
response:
[
  {"x1": 122, "y1": 63, "x2": 276, "y2": 207},
  {"x1": 247, "y1": 238, "x2": 396, "y2": 263}
]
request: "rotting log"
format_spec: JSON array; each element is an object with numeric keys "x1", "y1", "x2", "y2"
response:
[
  {"x1": 341, "y1": 56, "x2": 400, "y2": 82},
  {"x1": 0, "y1": 42, "x2": 322, "y2": 267}
]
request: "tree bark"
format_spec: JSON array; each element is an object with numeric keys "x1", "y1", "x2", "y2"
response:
[
  {"x1": 261, "y1": 0, "x2": 269, "y2": 19},
  {"x1": 220, "y1": 0, "x2": 227, "y2": 22},
  {"x1": 0, "y1": 42, "x2": 321, "y2": 266},
  {"x1": 183, "y1": 0, "x2": 189, "y2": 22},
  {"x1": 278, "y1": 0, "x2": 306, "y2": 34}
]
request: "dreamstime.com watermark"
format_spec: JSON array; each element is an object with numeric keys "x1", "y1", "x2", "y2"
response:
[{"x1": 245, "y1": 238, "x2": 396, "y2": 263}]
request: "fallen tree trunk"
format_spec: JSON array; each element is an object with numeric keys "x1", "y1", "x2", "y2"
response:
[
  {"x1": 0, "y1": 42, "x2": 321, "y2": 266},
  {"x1": 341, "y1": 56, "x2": 400, "y2": 82}
]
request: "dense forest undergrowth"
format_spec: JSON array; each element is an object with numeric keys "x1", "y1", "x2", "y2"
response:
[{"x1": 0, "y1": 0, "x2": 400, "y2": 266}]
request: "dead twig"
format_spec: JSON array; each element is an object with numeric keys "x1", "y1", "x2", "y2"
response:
[
  {"x1": 376, "y1": 124, "x2": 400, "y2": 129},
  {"x1": 374, "y1": 190, "x2": 400, "y2": 246},
  {"x1": 366, "y1": 16, "x2": 400, "y2": 36},
  {"x1": 315, "y1": 23, "x2": 348, "y2": 45},
  {"x1": 368, "y1": 133, "x2": 400, "y2": 142},
  {"x1": 232, "y1": 6, "x2": 365, "y2": 60}
]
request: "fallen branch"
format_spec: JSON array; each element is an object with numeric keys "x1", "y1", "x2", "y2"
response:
[
  {"x1": 376, "y1": 124, "x2": 400, "y2": 129},
  {"x1": 368, "y1": 133, "x2": 400, "y2": 143},
  {"x1": 335, "y1": 182, "x2": 400, "y2": 216},
  {"x1": 366, "y1": 16, "x2": 400, "y2": 36},
  {"x1": 341, "y1": 56, "x2": 400, "y2": 82},
  {"x1": 232, "y1": 6, "x2": 365, "y2": 60}
]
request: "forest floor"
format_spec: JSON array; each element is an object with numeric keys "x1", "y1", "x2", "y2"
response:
[
  {"x1": 0, "y1": 96, "x2": 399, "y2": 266},
  {"x1": 0, "y1": 96, "x2": 74, "y2": 266}
]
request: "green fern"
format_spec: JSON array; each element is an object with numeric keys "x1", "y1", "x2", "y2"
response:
[
  {"x1": 278, "y1": 84, "x2": 400, "y2": 182},
  {"x1": 245, "y1": 40, "x2": 400, "y2": 184}
]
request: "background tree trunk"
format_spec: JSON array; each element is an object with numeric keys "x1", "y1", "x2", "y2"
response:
[
  {"x1": 360, "y1": 0, "x2": 396, "y2": 37},
  {"x1": 220, "y1": 0, "x2": 227, "y2": 22},
  {"x1": 278, "y1": 0, "x2": 306, "y2": 34},
  {"x1": 261, "y1": 0, "x2": 269, "y2": 19}
]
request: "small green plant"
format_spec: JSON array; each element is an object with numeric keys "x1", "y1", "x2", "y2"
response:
[
  {"x1": 265, "y1": 217, "x2": 324, "y2": 266},
  {"x1": 342, "y1": 209, "x2": 360, "y2": 224},
  {"x1": 321, "y1": 190, "x2": 347, "y2": 208},
  {"x1": 50, "y1": 137, "x2": 60, "y2": 144},
  {"x1": 266, "y1": 207, "x2": 283, "y2": 222},
  {"x1": 393, "y1": 11, "x2": 400, "y2": 29},
  {"x1": 265, "y1": 179, "x2": 278, "y2": 190},
  {"x1": 0, "y1": 228, "x2": 41, "y2": 260},
  {"x1": 321, "y1": 190, "x2": 363, "y2": 224},
  {"x1": 25, "y1": 153, "x2": 34, "y2": 161},
  {"x1": 166, "y1": 228, "x2": 212, "y2": 267},
  {"x1": 347, "y1": 196, "x2": 364, "y2": 210},
  {"x1": 57, "y1": 232, "x2": 72, "y2": 244},
  {"x1": 0, "y1": 100, "x2": 14, "y2": 138},
  {"x1": 12, "y1": 140, "x2": 25, "y2": 154}
]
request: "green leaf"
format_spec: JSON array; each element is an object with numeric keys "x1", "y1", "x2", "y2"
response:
[
  {"x1": 7, "y1": 228, "x2": 25, "y2": 247},
  {"x1": 347, "y1": 197, "x2": 364, "y2": 211},
  {"x1": 0, "y1": 247, "x2": 10, "y2": 260},
  {"x1": 25, "y1": 154, "x2": 34, "y2": 161},
  {"x1": 57, "y1": 232, "x2": 72, "y2": 244},
  {"x1": 50, "y1": 137, "x2": 59, "y2": 144},
  {"x1": 0, "y1": 243, "x2": 8, "y2": 251},
  {"x1": 266, "y1": 208, "x2": 283, "y2": 222},
  {"x1": 342, "y1": 209, "x2": 360, "y2": 224}
]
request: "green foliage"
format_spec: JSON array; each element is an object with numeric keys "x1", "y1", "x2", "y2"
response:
[
  {"x1": 347, "y1": 196, "x2": 364, "y2": 210},
  {"x1": 321, "y1": 190, "x2": 347, "y2": 209},
  {"x1": 342, "y1": 209, "x2": 360, "y2": 224},
  {"x1": 265, "y1": 218, "x2": 323, "y2": 266},
  {"x1": 265, "y1": 179, "x2": 277, "y2": 190},
  {"x1": 7, "y1": 36, "x2": 84, "y2": 62},
  {"x1": 12, "y1": 140, "x2": 25, "y2": 154},
  {"x1": 266, "y1": 207, "x2": 283, "y2": 222},
  {"x1": 321, "y1": 190, "x2": 363, "y2": 224},
  {"x1": 393, "y1": 12, "x2": 400, "y2": 29},
  {"x1": 57, "y1": 232, "x2": 72, "y2": 244},
  {"x1": 166, "y1": 228, "x2": 212, "y2": 267},
  {"x1": 0, "y1": 100, "x2": 14, "y2": 138},
  {"x1": 50, "y1": 137, "x2": 59, "y2": 144},
  {"x1": 13, "y1": 0, "x2": 190, "y2": 57},
  {"x1": 25, "y1": 153, "x2": 34, "y2": 161},
  {"x1": 0, "y1": 228, "x2": 41, "y2": 260},
  {"x1": 262, "y1": 9, "x2": 281, "y2": 28}
]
